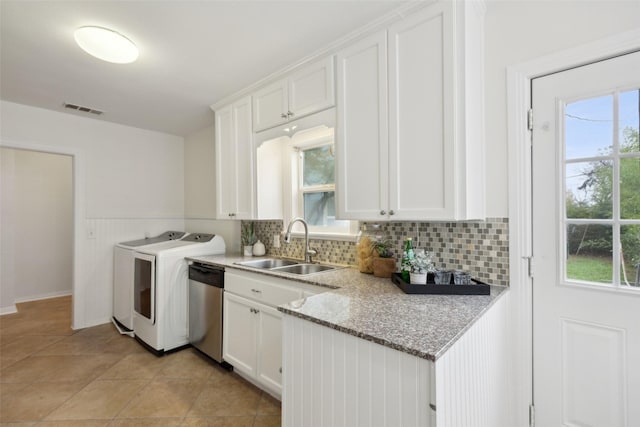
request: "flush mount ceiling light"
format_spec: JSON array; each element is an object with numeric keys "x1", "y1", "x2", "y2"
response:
[{"x1": 74, "y1": 26, "x2": 138, "y2": 64}]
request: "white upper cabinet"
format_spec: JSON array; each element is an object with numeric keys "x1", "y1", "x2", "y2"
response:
[
  {"x1": 335, "y1": 31, "x2": 389, "y2": 220},
  {"x1": 252, "y1": 56, "x2": 335, "y2": 132},
  {"x1": 215, "y1": 96, "x2": 254, "y2": 219},
  {"x1": 337, "y1": 1, "x2": 486, "y2": 221}
]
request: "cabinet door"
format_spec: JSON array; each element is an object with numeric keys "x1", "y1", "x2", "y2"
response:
[
  {"x1": 252, "y1": 80, "x2": 288, "y2": 132},
  {"x1": 388, "y1": 4, "x2": 454, "y2": 220},
  {"x1": 215, "y1": 97, "x2": 254, "y2": 220},
  {"x1": 257, "y1": 304, "x2": 283, "y2": 396},
  {"x1": 336, "y1": 30, "x2": 389, "y2": 220},
  {"x1": 233, "y1": 97, "x2": 254, "y2": 219},
  {"x1": 223, "y1": 292, "x2": 257, "y2": 377},
  {"x1": 288, "y1": 56, "x2": 335, "y2": 120},
  {"x1": 215, "y1": 104, "x2": 236, "y2": 219}
]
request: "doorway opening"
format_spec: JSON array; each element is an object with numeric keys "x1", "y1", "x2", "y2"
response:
[{"x1": 0, "y1": 147, "x2": 74, "y2": 325}]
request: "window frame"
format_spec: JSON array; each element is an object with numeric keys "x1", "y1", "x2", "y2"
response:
[{"x1": 284, "y1": 127, "x2": 358, "y2": 240}]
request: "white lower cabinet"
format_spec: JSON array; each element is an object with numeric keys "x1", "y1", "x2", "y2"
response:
[
  {"x1": 223, "y1": 269, "x2": 325, "y2": 398},
  {"x1": 281, "y1": 291, "x2": 511, "y2": 427}
]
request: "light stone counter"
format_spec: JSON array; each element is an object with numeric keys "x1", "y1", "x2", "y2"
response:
[{"x1": 187, "y1": 254, "x2": 508, "y2": 361}]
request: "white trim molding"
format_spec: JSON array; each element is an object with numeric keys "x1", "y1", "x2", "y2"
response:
[{"x1": 507, "y1": 28, "x2": 640, "y2": 427}]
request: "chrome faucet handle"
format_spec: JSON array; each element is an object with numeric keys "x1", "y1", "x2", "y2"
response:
[{"x1": 306, "y1": 247, "x2": 318, "y2": 263}]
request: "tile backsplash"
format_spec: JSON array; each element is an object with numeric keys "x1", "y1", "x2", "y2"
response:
[{"x1": 243, "y1": 218, "x2": 509, "y2": 286}]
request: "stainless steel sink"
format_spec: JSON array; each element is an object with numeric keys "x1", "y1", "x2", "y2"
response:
[
  {"x1": 235, "y1": 258, "x2": 299, "y2": 269},
  {"x1": 235, "y1": 258, "x2": 341, "y2": 275},
  {"x1": 272, "y1": 263, "x2": 337, "y2": 275}
]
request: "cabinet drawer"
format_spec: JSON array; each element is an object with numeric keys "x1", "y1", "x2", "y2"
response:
[{"x1": 225, "y1": 271, "x2": 302, "y2": 307}]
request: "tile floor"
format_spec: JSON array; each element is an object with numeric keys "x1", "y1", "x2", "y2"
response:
[{"x1": 0, "y1": 296, "x2": 281, "y2": 426}]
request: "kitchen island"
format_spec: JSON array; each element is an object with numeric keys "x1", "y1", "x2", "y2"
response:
[{"x1": 188, "y1": 255, "x2": 511, "y2": 426}]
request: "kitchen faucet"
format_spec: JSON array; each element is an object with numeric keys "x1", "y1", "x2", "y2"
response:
[{"x1": 284, "y1": 217, "x2": 317, "y2": 263}]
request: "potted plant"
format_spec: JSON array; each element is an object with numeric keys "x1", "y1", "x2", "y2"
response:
[
  {"x1": 241, "y1": 222, "x2": 257, "y2": 256},
  {"x1": 410, "y1": 249, "x2": 435, "y2": 284},
  {"x1": 371, "y1": 239, "x2": 396, "y2": 278}
]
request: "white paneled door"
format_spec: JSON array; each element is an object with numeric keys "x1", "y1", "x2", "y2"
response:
[{"x1": 532, "y1": 51, "x2": 640, "y2": 427}]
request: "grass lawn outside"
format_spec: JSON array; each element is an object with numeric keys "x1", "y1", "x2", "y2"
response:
[{"x1": 567, "y1": 255, "x2": 640, "y2": 285}]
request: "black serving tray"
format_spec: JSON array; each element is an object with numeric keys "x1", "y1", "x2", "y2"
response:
[{"x1": 391, "y1": 273, "x2": 490, "y2": 295}]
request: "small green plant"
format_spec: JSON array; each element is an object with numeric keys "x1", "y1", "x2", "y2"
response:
[
  {"x1": 241, "y1": 222, "x2": 257, "y2": 247},
  {"x1": 411, "y1": 250, "x2": 435, "y2": 274},
  {"x1": 371, "y1": 239, "x2": 394, "y2": 258}
]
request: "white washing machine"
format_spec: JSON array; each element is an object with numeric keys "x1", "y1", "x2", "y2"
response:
[
  {"x1": 132, "y1": 233, "x2": 225, "y2": 354},
  {"x1": 113, "y1": 231, "x2": 186, "y2": 335}
]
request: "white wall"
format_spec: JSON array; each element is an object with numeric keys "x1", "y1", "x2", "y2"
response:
[
  {"x1": 0, "y1": 100, "x2": 185, "y2": 328},
  {"x1": 184, "y1": 124, "x2": 241, "y2": 254},
  {"x1": 484, "y1": 0, "x2": 640, "y2": 217},
  {"x1": 0, "y1": 149, "x2": 73, "y2": 313}
]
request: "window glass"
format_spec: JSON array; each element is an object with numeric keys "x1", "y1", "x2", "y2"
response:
[
  {"x1": 566, "y1": 224, "x2": 612, "y2": 284},
  {"x1": 620, "y1": 157, "x2": 640, "y2": 219},
  {"x1": 619, "y1": 90, "x2": 639, "y2": 153},
  {"x1": 563, "y1": 89, "x2": 640, "y2": 288},
  {"x1": 303, "y1": 145, "x2": 334, "y2": 186},
  {"x1": 565, "y1": 95, "x2": 613, "y2": 160},
  {"x1": 621, "y1": 224, "x2": 640, "y2": 286},
  {"x1": 304, "y1": 191, "x2": 335, "y2": 226}
]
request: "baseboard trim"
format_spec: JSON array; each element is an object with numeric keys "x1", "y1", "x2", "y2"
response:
[{"x1": 14, "y1": 290, "x2": 72, "y2": 304}]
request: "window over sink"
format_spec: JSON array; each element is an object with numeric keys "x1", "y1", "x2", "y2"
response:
[{"x1": 255, "y1": 110, "x2": 357, "y2": 239}]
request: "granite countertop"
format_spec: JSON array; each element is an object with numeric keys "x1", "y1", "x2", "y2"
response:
[{"x1": 187, "y1": 254, "x2": 508, "y2": 362}]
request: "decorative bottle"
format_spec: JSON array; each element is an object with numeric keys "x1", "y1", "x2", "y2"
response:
[{"x1": 401, "y1": 237, "x2": 415, "y2": 282}]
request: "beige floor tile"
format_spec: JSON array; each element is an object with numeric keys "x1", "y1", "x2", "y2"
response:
[
  {"x1": 188, "y1": 381, "x2": 261, "y2": 417},
  {"x1": 99, "y1": 353, "x2": 168, "y2": 380},
  {"x1": 45, "y1": 379, "x2": 146, "y2": 420},
  {"x1": 36, "y1": 421, "x2": 109, "y2": 427},
  {"x1": 1, "y1": 335, "x2": 65, "y2": 358},
  {"x1": 0, "y1": 381, "x2": 86, "y2": 422},
  {"x1": 1, "y1": 356, "x2": 64, "y2": 383},
  {"x1": 0, "y1": 422, "x2": 35, "y2": 427},
  {"x1": 3, "y1": 354, "x2": 121, "y2": 383},
  {"x1": 253, "y1": 415, "x2": 281, "y2": 427},
  {"x1": 262, "y1": 415, "x2": 281, "y2": 426},
  {"x1": 180, "y1": 417, "x2": 254, "y2": 427},
  {"x1": 156, "y1": 350, "x2": 215, "y2": 380},
  {"x1": 94, "y1": 336, "x2": 148, "y2": 356},
  {"x1": 107, "y1": 418, "x2": 183, "y2": 427},
  {"x1": 257, "y1": 393, "x2": 281, "y2": 416},
  {"x1": 73, "y1": 323, "x2": 119, "y2": 339},
  {"x1": 118, "y1": 378, "x2": 205, "y2": 418},
  {"x1": 35, "y1": 335, "x2": 107, "y2": 356}
]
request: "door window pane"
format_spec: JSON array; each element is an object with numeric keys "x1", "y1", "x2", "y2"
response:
[
  {"x1": 621, "y1": 224, "x2": 640, "y2": 286},
  {"x1": 619, "y1": 90, "x2": 639, "y2": 153},
  {"x1": 566, "y1": 161, "x2": 612, "y2": 219},
  {"x1": 620, "y1": 157, "x2": 640, "y2": 219},
  {"x1": 565, "y1": 95, "x2": 613, "y2": 160},
  {"x1": 566, "y1": 224, "x2": 612, "y2": 284}
]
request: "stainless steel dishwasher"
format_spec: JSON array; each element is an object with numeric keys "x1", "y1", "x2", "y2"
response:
[{"x1": 188, "y1": 262, "x2": 224, "y2": 363}]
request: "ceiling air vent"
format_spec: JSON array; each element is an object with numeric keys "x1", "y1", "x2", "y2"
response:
[{"x1": 63, "y1": 102, "x2": 104, "y2": 115}]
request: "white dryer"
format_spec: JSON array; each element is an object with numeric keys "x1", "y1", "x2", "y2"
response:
[
  {"x1": 113, "y1": 231, "x2": 186, "y2": 335},
  {"x1": 132, "y1": 233, "x2": 225, "y2": 354}
]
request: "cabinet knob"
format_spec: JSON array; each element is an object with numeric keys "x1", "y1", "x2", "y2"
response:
[
  {"x1": 279, "y1": 367, "x2": 282, "y2": 373},
  {"x1": 380, "y1": 210, "x2": 386, "y2": 216},
  {"x1": 251, "y1": 288, "x2": 262, "y2": 294},
  {"x1": 287, "y1": 110, "x2": 294, "y2": 117},
  {"x1": 281, "y1": 113, "x2": 288, "y2": 119},
  {"x1": 389, "y1": 210, "x2": 395, "y2": 216}
]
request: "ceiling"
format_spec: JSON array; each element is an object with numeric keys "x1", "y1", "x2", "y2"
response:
[{"x1": 0, "y1": 1, "x2": 404, "y2": 137}]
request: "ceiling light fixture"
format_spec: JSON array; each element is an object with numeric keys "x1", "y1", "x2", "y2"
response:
[{"x1": 74, "y1": 26, "x2": 138, "y2": 64}]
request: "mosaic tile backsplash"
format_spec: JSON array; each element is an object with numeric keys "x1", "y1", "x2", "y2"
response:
[{"x1": 242, "y1": 218, "x2": 509, "y2": 286}]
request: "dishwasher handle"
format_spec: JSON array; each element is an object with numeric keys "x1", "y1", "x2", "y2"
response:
[{"x1": 188, "y1": 263, "x2": 224, "y2": 288}]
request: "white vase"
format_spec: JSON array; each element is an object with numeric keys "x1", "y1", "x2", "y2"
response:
[
  {"x1": 252, "y1": 240, "x2": 266, "y2": 256},
  {"x1": 410, "y1": 272, "x2": 427, "y2": 284},
  {"x1": 243, "y1": 245, "x2": 253, "y2": 256}
]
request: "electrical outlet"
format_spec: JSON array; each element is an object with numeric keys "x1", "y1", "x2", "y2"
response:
[{"x1": 273, "y1": 233, "x2": 281, "y2": 248}]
